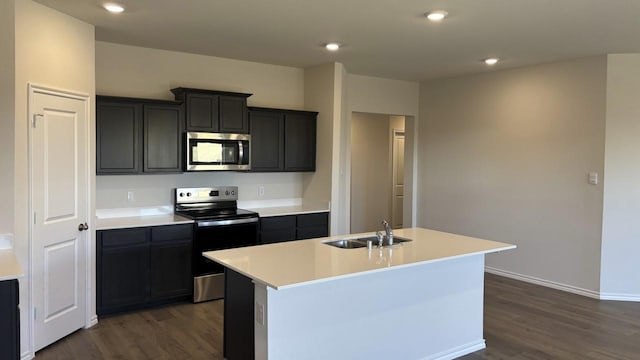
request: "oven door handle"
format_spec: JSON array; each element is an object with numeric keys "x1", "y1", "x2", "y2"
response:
[{"x1": 196, "y1": 217, "x2": 259, "y2": 227}]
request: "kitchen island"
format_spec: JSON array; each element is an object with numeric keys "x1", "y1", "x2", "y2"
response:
[{"x1": 204, "y1": 227, "x2": 515, "y2": 360}]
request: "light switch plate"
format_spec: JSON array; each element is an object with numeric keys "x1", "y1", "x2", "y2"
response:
[{"x1": 588, "y1": 172, "x2": 598, "y2": 185}]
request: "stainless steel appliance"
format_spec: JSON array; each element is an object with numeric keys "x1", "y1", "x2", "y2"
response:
[
  {"x1": 185, "y1": 132, "x2": 251, "y2": 171},
  {"x1": 174, "y1": 186, "x2": 258, "y2": 302}
]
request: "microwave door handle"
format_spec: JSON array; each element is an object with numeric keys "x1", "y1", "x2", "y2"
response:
[{"x1": 238, "y1": 142, "x2": 244, "y2": 165}]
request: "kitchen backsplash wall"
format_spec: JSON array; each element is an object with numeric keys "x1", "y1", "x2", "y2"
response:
[{"x1": 97, "y1": 172, "x2": 303, "y2": 209}]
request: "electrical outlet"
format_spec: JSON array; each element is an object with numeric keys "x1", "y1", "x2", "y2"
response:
[
  {"x1": 127, "y1": 191, "x2": 135, "y2": 202},
  {"x1": 258, "y1": 185, "x2": 265, "y2": 197},
  {"x1": 255, "y1": 302, "x2": 265, "y2": 325}
]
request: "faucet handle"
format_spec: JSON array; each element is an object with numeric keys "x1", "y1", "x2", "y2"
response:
[{"x1": 375, "y1": 231, "x2": 384, "y2": 247}]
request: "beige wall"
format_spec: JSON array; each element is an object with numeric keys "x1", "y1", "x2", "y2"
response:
[
  {"x1": 14, "y1": 0, "x2": 95, "y2": 355},
  {"x1": 95, "y1": 42, "x2": 307, "y2": 207},
  {"x1": 0, "y1": 0, "x2": 15, "y2": 235},
  {"x1": 303, "y1": 63, "x2": 339, "y2": 233},
  {"x1": 343, "y1": 74, "x2": 420, "y2": 233},
  {"x1": 350, "y1": 113, "x2": 393, "y2": 233},
  {"x1": 348, "y1": 74, "x2": 419, "y2": 116},
  {"x1": 419, "y1": 56, "x2": 607, "y2": 292},
  {"x1": 600, "y1": 54, "x2": 640, "y2": 297}
]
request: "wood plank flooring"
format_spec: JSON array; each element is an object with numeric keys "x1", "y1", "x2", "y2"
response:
[{"x1": 37, "y1": 274, "x2": 640, "y2": 359}]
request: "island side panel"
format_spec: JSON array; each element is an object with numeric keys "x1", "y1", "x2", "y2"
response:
[
  {"x1": 255, "y1": 254, "x2": 486, "y2": 360},
  {"x1": 225, "y1": 269, "x2": 256, "y2": 360}
]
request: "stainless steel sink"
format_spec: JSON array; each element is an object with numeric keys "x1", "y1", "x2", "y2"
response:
[
  {"x1": 323, "y1": 236, "x2": 412, "y2": 249},
  {"x1": 354, "y1": 236, "x2": 412, "y2": 247},
  {"x1": 324, "y1": 239, "x2": 368, "y2": 249}
]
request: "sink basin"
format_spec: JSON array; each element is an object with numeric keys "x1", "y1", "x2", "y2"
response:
[
  {"x1": 324, "y1": 239, "x2": 368, "y2": 249},
  {"x1": 354, "y1": 236, "x2": 412, "y2": 247},
  {"x1": 323, "y1": 236, "x2": 412, "y2": 249}
]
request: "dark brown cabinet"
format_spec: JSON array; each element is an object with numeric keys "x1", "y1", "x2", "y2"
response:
[
  {"x1": 172, "y1": 88, "x2": 251, "y2": 133},
  {"x1": 259, "y1": 215, "x2": 296, "y2": 244},
  {"x1": 259, "y1": 212, "x2": 329, "y2": 244},
  {"x1": 97, "y1": 224, "x2": 193, "y2": 316},
  {"x1": 284, "y1": 112, "x2": 317, "y2": 172},
  {"x1": 224, "y1": 269, "x2": 255, "y2": 360},
  {"x1": 249, "y1": 107, "x2": 317, "y2": 172},
  {"x1": 144, "y1": 104, "x2": 183, "y2": 173},
  {"x1": 96, "y1": 100, "x2": 142, "y2": 174},
  {"x1": 96, "y1": 96, "x2": 183, "y2": 175},
  {"x1": 0, "y1": 279, "x2": 19, "y2": 360}
]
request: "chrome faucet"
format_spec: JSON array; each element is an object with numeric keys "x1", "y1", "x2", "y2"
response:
[
  {"x1": 375, "y1": 231, "x2": 384, "y2": 247},
  {"x1": 381, "y1": 220, "x2": 393, "y2": 246}
]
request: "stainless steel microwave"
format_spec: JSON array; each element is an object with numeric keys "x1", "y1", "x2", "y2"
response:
[{"x1": 185, "y1": 132, "x2": 251, "y2": 171}]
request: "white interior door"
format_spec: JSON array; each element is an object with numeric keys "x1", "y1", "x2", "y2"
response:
[
  {"x1": 30, "y1": 86, "x2": 88, "y2": 351},
  {"x1": 391, "y1": 131, "x2": 405, "y2": 229}
]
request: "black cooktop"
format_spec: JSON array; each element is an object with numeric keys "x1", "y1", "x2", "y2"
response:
[{"x1": 175, "y1": 207, "x2": 258, "y2": 221}]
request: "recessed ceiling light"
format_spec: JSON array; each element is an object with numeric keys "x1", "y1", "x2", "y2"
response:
[
  {"x1": 103, "y1": 3, "x2": 125, "y2": 13},
  {"x1": 426, "y1": 10, "x2": 448, "y2": 22},
  {"x1": 484, "y1": 58, "x2": 500, "y2": 66},
  {"x1": 325, "y1": 43, "x2": 340, "y2": 51}
]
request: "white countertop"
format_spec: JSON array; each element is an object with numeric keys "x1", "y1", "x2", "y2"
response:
[
  {"x1": 203, "y1": 227, "x2": 515, "y2": 290},
  {"x1": 0, "y1": 249, "x2": 25, "y2": 281},
  {"x1": 96, "y1": 214, "x2": 193, "y2": 230},
  {"x1": 247, "y1": 203, "x2": 329, "y2": 217}
]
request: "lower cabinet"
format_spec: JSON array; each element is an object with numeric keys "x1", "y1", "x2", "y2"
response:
[
  {"x1": 0, "y1": 279, "x2": 19, "y2": 360},
  {"x1": 259, "y1": 212, "x2": 329, "y2": 244},
  {"x1": 97, "y1": 224, "x2": 193, "y2": 315},
  {"x1": 224, "y1": 269, "x2": 255, "y2": 360}
]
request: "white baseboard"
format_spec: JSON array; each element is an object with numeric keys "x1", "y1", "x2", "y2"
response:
[
  {"x1": 21, "y1": 351, "x2": 34, "y2": 360},
  {"x1": 485, "y1": 266, "x2": 601, "y2": 300},
  {"x1": 86, "y1": 314, "x2": 98, "y2": 328},
  {"x1": 599, "y1": 292, "x2": 640, "y2": 302},
  {"x1": 425, "y1": 340, "x2": 486, "y2": 360}
]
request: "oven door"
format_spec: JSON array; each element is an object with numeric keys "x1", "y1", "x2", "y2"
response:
[
  {"x1": 186, "y1": 132, "x2": 251, "y2": 171},
  {"x1": 193, "y1": 217, "x2": 258, "y2": 302}
]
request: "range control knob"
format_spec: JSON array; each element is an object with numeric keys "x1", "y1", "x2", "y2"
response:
[
  {"x1": 231, "y1": 190, "x2": 236, "y2": 195},
  {"x1": 225, "y1": 191, "x2": 230, "y2": 196},
  {"x1": 179, "y1": 192, "x2": 184, "y2": 197},
  {"x1": 187, "y1": 192, "x2": 192, "y2": 197}
]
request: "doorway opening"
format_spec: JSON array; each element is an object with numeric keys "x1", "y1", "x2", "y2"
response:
[{"x1": 350, "y1": 113, "x2": 408, "y2": 233}]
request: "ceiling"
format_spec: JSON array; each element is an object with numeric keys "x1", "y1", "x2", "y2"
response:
[{"x1": 34, "y1": 0, "x2": 640, "y2": 81}]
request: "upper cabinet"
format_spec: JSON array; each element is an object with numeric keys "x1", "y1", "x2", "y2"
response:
[
  {"x1": 96, "y1": 96, "x2": 183, "y2": 175},
  {"x1": 249, "y1": 107, "x2": 317, "y2": 172},
  {"x1": 171, "y1": 87, "x2": 251, "y2": 133}
]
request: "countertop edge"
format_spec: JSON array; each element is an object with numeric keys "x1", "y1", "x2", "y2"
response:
[
  {"x1": 95, "y1": 215, "x2": 194, "y2": 231},
  {"x1": 254, "y1": 208, "x2": 330, "y2": 217},
  {"x1": 203, "y1": 240, "x2": 516, "y2": 290}
]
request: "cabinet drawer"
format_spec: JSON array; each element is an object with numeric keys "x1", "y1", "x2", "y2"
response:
[
  {"x1": 297, "y1": 212, "x2": 328, "y2": 228},
  {"x1": 151, "y1": 224, "x2": 193, "y2": 243},
  {"x1": 260, "y1": 216, "x2": 296, "y2": 231},
  {"x1": 99, "y1": 228, "x2": 148, "y2": 248},
  {"x1": 260, "y1": 229, "x2": 296, "y2": 244},
  {"x1": 297, "y1": 226, "x2": 328, "y2": 240}
]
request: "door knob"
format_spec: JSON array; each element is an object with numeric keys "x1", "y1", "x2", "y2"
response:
[{"x1": 78, "y1": 223, "x2": 89, "y2": 231}]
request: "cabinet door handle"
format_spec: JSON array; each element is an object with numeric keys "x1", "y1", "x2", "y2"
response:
[{"x1": 78, "y1": 223, "x2": 89, "y2": 231}]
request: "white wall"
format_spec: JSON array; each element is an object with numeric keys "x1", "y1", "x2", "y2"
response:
[
  {"x1": 350, "y1": 113, "x2": 393, "y2": 233},
  {"x1": 419, "y1": 57, "x2": 607, "y2": 293},
  {"x1": 95, "y1": 42, "x2": 307, "y2": 208},
  {"x1": 14, "y1": 0, "x2": 95, "y2": 356},
  {"x1": 0, "y1": 0, "x2": 15, "y2": 236},
  {"x1": 600, "y1": 54, "x2": 640, "y2": 299}
]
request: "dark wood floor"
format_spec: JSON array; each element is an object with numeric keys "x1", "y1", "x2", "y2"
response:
[{"x1": 37, "y1": 274, "x2": 640, "y2": 359}]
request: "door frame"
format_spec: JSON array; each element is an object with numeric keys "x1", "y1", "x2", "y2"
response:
[
  {"x1": 390, "y1": 129, "x2": 405, "y2": 228},
  {"x1": 27, "y1": 83, "x2": 94, "y2": 355}
]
